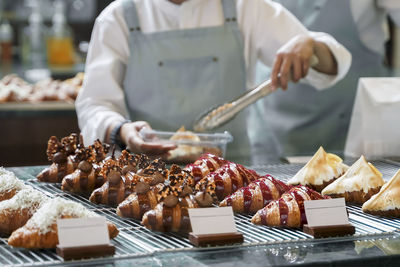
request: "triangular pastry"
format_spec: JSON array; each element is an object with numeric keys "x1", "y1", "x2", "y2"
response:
[
  {"x1": 322, "y1": 156, "x2": 384, "y2": 204},
  {"x1": 288, "y1": 146, "x2": 348, "y2": 192},
  {"x1": 0, "y1": 168, "x2": 27, "y2": 201},
  {"x1": 362, "y1": 169, "x2": 400, "y2": 217},
  {"x1": 8, "y1": 197, "x2": 119, "y2": 249},
  {"x1": 0, "y1": 187, "x2": 49, "y2": 236}
]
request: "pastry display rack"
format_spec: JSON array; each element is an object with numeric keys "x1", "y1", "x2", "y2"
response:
[{"x1": 2, "y1": 159, "x2": 400, "y2": 266}]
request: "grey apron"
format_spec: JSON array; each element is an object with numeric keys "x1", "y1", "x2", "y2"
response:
[
  {"x1": 122, "y1": 0, "x2": 250, "y2": 160},
  {"x1": 249, "y1": 0, "x2": 389, "y2": 162}
]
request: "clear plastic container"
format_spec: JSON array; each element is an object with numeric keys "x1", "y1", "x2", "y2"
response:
[{"x1": 139, "y1": 128, "x2": 233, "y2": 164}]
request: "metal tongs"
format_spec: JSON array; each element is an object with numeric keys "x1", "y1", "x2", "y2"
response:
[{"x1": 193, "y1": 55, "x2": 319, "y2": 132}]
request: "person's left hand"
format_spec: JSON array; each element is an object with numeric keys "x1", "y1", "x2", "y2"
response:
[{"x1": 270, "y1": 34, "x2": 315, "y2": 90}]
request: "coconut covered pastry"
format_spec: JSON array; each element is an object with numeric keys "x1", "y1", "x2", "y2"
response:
[
  {"x1": 322, "y1": 156, "x2": 384, "y2": 204},
  {"x1": 287, "y1": 146, "x2": 349, "y2": 192},
  {"x1": 362, "y1": 169, "x2": 400, "y2": 217}
]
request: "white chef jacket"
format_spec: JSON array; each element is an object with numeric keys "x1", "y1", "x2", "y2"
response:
[
  {"x1": 351, "y1": 0, "x2": 400, "y2": 55},
  {"x1": 282, "y1": 0, "x2": 400, "y2": 56},
  {"x1": 76, "y1": 0, "x2": 351, "y2": 145}
]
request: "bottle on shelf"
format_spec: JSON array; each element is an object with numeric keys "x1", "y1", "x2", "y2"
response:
[
  {"x1": 21, "y1": 0, "x2": 48, "y2": 69},
  {"x1": 47, "y1": 0, "x2": 75, "y2": 66},
  {"x1": 0, "y1": 18, "x2": 13, "y2": 63}
]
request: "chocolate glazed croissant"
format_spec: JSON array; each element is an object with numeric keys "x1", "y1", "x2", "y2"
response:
[
  {"x1": 89, "y1": 154, "x2": 166, "y2": 207},
  {"x1": 251, "y1": 186, "x2": 329, "y2": 228},
  {"x1": 37, "y1": 134, "x2": 80, "y2": 183},
  {"x1": 117, "y1": 183, "x2": 164, "y2": 220},
  {"x1": 219, "y1": 175, "x2": 291, "y2": 213},
  {"x1": 195, "y1": 162, "x2": 260, "y2": 202},
  {"x1": 184, "y1": 153, "x2": 227, "y2": 184},
  {"x1": 117, "y1": 165, "x2": 194, "y2": 220},
  {"x1": 61, "y1": 141, "x2": 110, "y2": 195},
  {"x1": 89, "y1": 158, "x2": 132, "y2": 207},
  {"x1": 141, "y1": 188, "x2": 213, "y2": 233}
]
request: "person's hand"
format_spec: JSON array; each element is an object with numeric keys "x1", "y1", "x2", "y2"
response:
[
  {"x1": 120, "y1": 121, "x2": 176, "y2": 156},
  {"x1": 271, "y1": 34, "x2": 315, "y2": 90}
]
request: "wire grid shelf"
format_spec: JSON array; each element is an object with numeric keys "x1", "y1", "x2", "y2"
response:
[{"x1": 1, "y1": 160, "x2": 400, "y2": 266}]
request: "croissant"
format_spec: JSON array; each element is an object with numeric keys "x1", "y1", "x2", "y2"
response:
[
  {"x1": 37, "y1": 134, "x2": 80, "y2": 183},
  {"x1": 8, "y1": 198, "x2": 119, "y2": 249},
  {"x1": 184, "y1": 153, "x2": 227, "y2": 184},
  {"x1": 141, "y1": 194, "x2": 199, "y2": 233},
  {"x1": 117, "y1": 165, "x2": 194, "y2": 220},
  {"x1": 0, "y1": 187, "x2": 49, "y2": 237},
  {"x1": 61, "y1": 163, "x2": 104, "y2": 196},
  {"x1": 219, "y1": 175, "x2": 291, "y2": 213},
  {"x1": 195, "y1": 162, "x2": 260, "y2": 202},
  {"x1": 0, "y1": 168, "x2": 27, "y2": 201},
  {"x1": 89, "y1": 156, "x2": 166, "y2": 207},
  {"x1": 251, "y1": 186, "x2": 329, "y2": 228},
  {"x1": 61, "y1": 143, "x2": 110, "y2": 195},
  {"x1": 116, "y1": 183, "x2": 163, "y2": 220}
]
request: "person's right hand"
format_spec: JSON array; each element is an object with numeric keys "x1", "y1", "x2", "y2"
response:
[{"x1": 120, "y1": 121, "x2": 176, "y2": 156}]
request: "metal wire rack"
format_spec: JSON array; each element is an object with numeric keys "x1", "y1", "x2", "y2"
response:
[{"x1": 1, "y1": 160, "x2": 400, "y2": 266}]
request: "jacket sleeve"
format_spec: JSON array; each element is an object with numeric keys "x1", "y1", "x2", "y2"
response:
[
  {"x1": 243, "y1": 0, "x2": 351, "y2": 90},
  {"x1": 378, "y1": 0, "x2": 400, "y2": 26},
  {"x1": 75, "y1": 3, "x2": 130, "y2": 145}
]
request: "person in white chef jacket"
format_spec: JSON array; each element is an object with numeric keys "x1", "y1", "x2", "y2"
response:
[
  {"x1": 76, "y1": 0, "x2": 351, "y2": 161},
  {"x1": 250, "y1": 0, "x2": 400, "y2": 164}
]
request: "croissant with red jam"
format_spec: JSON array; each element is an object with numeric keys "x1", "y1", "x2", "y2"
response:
[
  {"x1": 184, "y1": 153, "x2": 227, "y2": 184},
  {"x1": 195, "y1": 162, "x2": 260, "y2": 202},
  {"x1": 251, "y1": 186, "x2": 329, "y2": 228},
  {"x1": 219, "y1": 175, "x2": 291, "y2": 213}
]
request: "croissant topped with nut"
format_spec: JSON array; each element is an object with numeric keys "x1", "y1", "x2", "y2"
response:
[
  {"x1": 37, "y1": 134, "x2": 80, "y2": 183},
  {"x1": 61, "y1": 141, "x2": 109, "y2": 196},
  {"x1": 90, "y1": 155, "x2": 167, "y2": 207},
  {"x1": 117, "y1": 165, "x2": 194, "y2": 220},
  {"x1": 141, "y1": 182, "x2": 213, "y2": 233}
]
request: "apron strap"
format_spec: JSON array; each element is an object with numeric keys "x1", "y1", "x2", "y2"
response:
[
  {"x1": 221, "y1": 0, "x2": 237, "y2": 20},
  {"x1": 122, "y1": 0, "x2": 142, "y2": 32}
]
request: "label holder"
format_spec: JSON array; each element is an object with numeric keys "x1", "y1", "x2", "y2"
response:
[
  {"x1": 56, "y1": 244, "x2": 115, "y2": 261},
  {"x1": 55, "y1": 217, "x2": 115, "y2": 261},
  {"x1": 188, "y1": 207, "x2": 243, "y2": 247},
  {"x1": 303, "y1": 198, "x2": 355, "y2": 238}
]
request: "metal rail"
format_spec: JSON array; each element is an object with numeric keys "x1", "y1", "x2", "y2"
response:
[{"x1": 1, "y1": 160, "x2": 400, "y2": 266}]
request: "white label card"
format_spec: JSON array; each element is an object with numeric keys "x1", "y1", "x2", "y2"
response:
[
  {"x1": 304, "y1": 198, "x2": 349, "y2": 227},
  {"x1": 188, "y1": 207, "x2": 237, "y2": 235},
  {"x1": 57, "y1": 217, "x2": 110, "y2": 248}
]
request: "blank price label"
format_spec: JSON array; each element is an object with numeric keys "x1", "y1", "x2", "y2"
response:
[
  {"x1": 304, "y1": 198, "x2": 349, "y2": 227},
  {"x1": 188, "y1": 207, "x2": 237, "y2": 235},
  {"x1": 57, "y1": 217, "x2": 110, "y2": 248}
]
